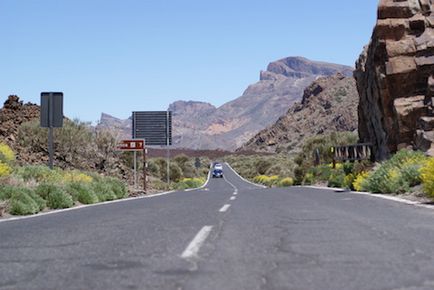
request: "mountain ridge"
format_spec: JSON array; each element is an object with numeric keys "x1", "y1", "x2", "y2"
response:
[{"x1": 98, "y1": 56, "x2": 354, "y2": 150}]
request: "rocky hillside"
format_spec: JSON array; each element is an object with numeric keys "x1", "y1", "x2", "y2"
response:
[
  {"x1": 238, "y1": 74, "x2": 359, "y2": 153},
  {"x1": 355, "y1": 0, "x2": 434, "y2": 160},
  {"x1": 99, "y1": 57, "x2": 353, "y2": 150},
  {"x1": 0, "y1": 95, "x2": 128, "y2": 177}
]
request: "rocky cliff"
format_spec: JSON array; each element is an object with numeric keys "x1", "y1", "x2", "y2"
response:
[
  {"x1": 99, "y1": 57, "x2": 353, "y2": 150},
  {"x1": 355, "y1": 0, "x2": 434, "y2": 160},
  {"x1": 238, "y1": 74, "x2": 359, "y2": 153}
]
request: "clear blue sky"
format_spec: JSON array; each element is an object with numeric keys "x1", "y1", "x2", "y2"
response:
[{"x1": 1, "y1": 0, "x2": 379, "y2": 122}]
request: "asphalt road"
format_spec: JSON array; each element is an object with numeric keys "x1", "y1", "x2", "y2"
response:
[{"x1": 3, "y1": 164, "x2": 434, "y2": 289}]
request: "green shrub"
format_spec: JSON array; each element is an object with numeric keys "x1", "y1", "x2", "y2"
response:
[
  {"x1": 91, "y1": 180, "x2": 117, "y2": 202},
  {"x1": 9, "y1": 187, "x2": 45, "y2": 215},
  {"x1": 401, "y1": 164, "x2": 422, "y2": 187},
  {"x1": 278, "y1": 177, "x2": 294, "y2": 187},
  {"x1": 303, "y1": 172, "x2": 315, "y2": 185},
  {"x1": 67, "y1": 182, "x2": 98, "y2": 204},
  {"x1": 0, "y1": 185, "x2": 13, "y2": 200},
  {"x1": 255, "y1": 160, "x2": 273, "y2": 175},
  {"x1": 46, "y1": 187, "x2": 73, "y2": 209},
  {"x1": 344, "y1": 174, "x2": 355, "y2": 190},
  {"x1": 16, "y1": 166, "x2": 62, "y2": 183},
  {"x1": 105, "y1": 177, "x2": 128, "y2": 199},
  {"x1": 364, "y1": 150, "x2": 426, "y2": 194},
  {"x1": 343, "y1": 162, "x2": 354, "y2": 175},
  {"x1": 327, "y1": 172, "x2": 345, "y2": 188},
  {"x1": 35, "y1": 183, "x2": 56, "y2": 199}
]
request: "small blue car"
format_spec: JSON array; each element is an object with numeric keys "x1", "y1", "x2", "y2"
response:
[{"x1": 212, "y1": 169, "x2": 223, "y2": 178}]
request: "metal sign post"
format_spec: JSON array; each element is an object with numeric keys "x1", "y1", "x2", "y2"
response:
[
  {"x1": 40, "y1": 92, "x2": 63, "y2": 169},
  {"x1": 166, "y1": 110, "x2": 170, "y2": 186},
  {"x1": 117, "y1": 139, "x2": 146, "y2": 193}
]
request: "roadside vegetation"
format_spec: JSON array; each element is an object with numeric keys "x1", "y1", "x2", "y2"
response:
[
  {"x1": 121, "y1": 153, "x2": 209, "y2": 191},
  {"x1": 0, "y1": 135, "x2": 209, "y2": 216},
  {"x1": 225, "y1": 131, "x2": 434, "y2": 201},
  {"x1": 225, "y1": 154, "x2": 295, "y2": 187},
  {"x1": 0, "y1": 142, "x2": 128, "y2": 216}
]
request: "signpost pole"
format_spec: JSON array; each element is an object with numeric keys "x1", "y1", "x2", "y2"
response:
[
  {"x1": 166, "y1": 110, "x2": 170, "y2": 187},
  {"x1": 48, "y1": 127, "x2": 54, "y2": 169},
  {"x1": 133, "y1": 151, "x2": 137, "y2": 189},
  {"x1": 48, "y1": 93, "x2": 54, "y2": 169},
  {"x1": 143, "y1": 146, "x2": 147, "y2": 193}
]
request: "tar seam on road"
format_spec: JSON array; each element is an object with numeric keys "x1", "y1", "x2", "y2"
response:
[
  {"x1": 219, "y1": 204, "x2": 231, "y2": 212},
  {"x1": 181, "y1": 225, "x2": 213, "y2": 259}
]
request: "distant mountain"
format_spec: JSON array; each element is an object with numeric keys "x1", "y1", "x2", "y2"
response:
[
  {"x1": 238, "y1": 73, "x2": 359, "y2": 153},
  {"x1": 96, "y1": 113, "x2": 132, "y2": 140},
  {"x1": 98, "y1": 56, "x2": 353, "y2": 150}
]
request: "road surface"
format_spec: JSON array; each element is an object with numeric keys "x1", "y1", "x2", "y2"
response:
[{"x1": 2, "y1": 164, "x2": 434, "y2": 289}]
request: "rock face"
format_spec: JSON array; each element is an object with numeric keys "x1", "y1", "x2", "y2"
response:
[
  {"x1": 0, "y1": 95, "x2": 40, "y2": 145},
  {"x1": 96, "y1": 113, "x2": 132, "y2": 140},
  {"x1": 355, "y1": 0, "x2": 434, "y2": 160},
  {"x1": 238, "y1": 74, "x2": 359, "y2": 153},
  {"x1": 99, "y1": 57, "x2": 353, "y2": 150}
]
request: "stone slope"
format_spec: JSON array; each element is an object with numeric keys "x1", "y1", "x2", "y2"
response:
[
  {"x1": 238, "y1": 74, "x2": 359, "y2": 153},
  {"x1": 355, "y1": 0, "x2": 434, "y2": 160}
]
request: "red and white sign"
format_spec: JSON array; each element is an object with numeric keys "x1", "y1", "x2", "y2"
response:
[{"x1": 117, "y1": 139, "x2": 145, "y2": 151}]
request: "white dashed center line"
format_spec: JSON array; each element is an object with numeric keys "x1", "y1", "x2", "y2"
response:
[
  {"x1": 181, "y1": 226, "x2": 213, "y2": 259},
  {"x1": 230, "y1": 196, "x2": 236, "y2": 201},
  {"x1": 219, "y1": 204, "x2": 231, "y2": 213}
]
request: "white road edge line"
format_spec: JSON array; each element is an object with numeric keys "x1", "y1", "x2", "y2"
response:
[
  {"x1": 219, "y1": 204, "x2": 231, "y2": 213},
  {"x1": 225, "y1": 162, "x2": 267, "y2": 188},
  {"x1": 223, "y1": 175, "x2": 238, "y2": 192},
  {"x1": 230, "y1": 196, "x2": 236, "y2": 201},
  {"x1": 184, "y1": 164, "x2": 212, "y2": 192},
  {"x1": 181, "y1": 225, "x2": 213, "y2": 259},
  {"x1": 0, "y1": 190, "x2": 177, "y2": 224},
  {"x1": 300, "y1": 185, "x2": 434, "y2": 210}
]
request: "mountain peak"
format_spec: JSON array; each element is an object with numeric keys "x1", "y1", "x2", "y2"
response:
[{"x1": 261, "y1": 56, "x2": 353, "y2": 80}]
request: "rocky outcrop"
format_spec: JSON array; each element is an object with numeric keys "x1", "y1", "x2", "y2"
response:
[
  {"x1": 355, "y1": 0, "x2": 434, "y2": 160},
  {"x1": 0, "y1": 95, "x2": 40, "y2": 145},
  {"x1": 238, "y1": 74, "x2": 359, "y2": 153}
]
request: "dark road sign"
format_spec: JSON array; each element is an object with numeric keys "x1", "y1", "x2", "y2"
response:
[
  {"x1": 132, "y1": 111, "x2": 172, "y2": 146},
  {"x1": 40, "y1": 92, "x2": 63, "y2": 128}
]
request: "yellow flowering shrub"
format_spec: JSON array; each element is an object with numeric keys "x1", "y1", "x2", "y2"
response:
[
  {"x1": 0, "y1": 143, "x2": 14, "y2": 164},
  {"x1": 421, "y1": 158, "x2": 434, "y2": 198},
  {"x1": 328, "y1": 163, "x2": 343, "y2": 170},
  {"x1": 353, "y1": 171, "x2": 370, "y2": 192},
  {"x1": 253, "y1": 175, "x2": 269, "y2": 184},
  {"x1": 63, "y1": 171, "x2": 93, "y2": 183},
  {"x1": 278, "y1": 177, "x2": 294, "y2": 187},
  {"x1": 0, "y1": 162, "x2": 12, "y2": 177}
]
